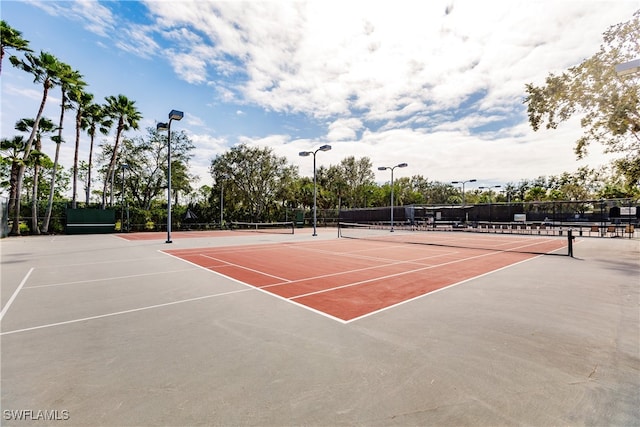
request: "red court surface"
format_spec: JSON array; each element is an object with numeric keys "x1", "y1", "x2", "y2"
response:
[{"x1": 163, "y1": 234, "x2": 569, "y2": 322}]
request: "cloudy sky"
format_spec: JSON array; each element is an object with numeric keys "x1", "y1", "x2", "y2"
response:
[{"x1": 1, "y1": 1, "x2": 638, "y2": 192}]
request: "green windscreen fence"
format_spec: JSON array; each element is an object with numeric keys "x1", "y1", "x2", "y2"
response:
[{"x1": 66, "y1": 209, "x2": 115, "y2": 234}]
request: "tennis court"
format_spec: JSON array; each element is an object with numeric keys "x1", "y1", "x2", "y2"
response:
[
  {"x1": 1, "y1": 229, "x2": 638, "y2": 426},
  {"x1": 163, "y1": 231, "x2": 570, "y2": 322}
]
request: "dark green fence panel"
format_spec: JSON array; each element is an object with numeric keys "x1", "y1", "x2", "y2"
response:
[{"x1": 66, "y1": 209, "x2": 115, "y2": 234}]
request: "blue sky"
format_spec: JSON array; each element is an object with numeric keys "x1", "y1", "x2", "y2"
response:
[{"x1": 1, "y1": 0, "x2": 638, "y2": 194}]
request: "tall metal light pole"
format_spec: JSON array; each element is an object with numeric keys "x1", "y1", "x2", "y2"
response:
[
  {"x1": 452, "y1": 178, "x2": 476, "y2": 223},
  {"x1": 479, "y1": 185, "x2": 500, "y2": 224},
  {"x1": 120, "y1": 163, "x2": 129, "y2": 232},
  {"x1": 157, "y1": 109, "x2": 184, "y2": 243},
  {"x1": 478, "y1": 185, "x2": 501, "y2": 203},
  {"x1": 219, "y1": 174, "x2": 227, "y2": 229},
  {"x1": 378, "y1": 163, "x2": 408, "y2": 232},
  {"x1": 299, "y1": 144, "x2": 332, "y2": 236},
  {"x1": 451, "y1": 179, "x2": 476, "y2": 206}
]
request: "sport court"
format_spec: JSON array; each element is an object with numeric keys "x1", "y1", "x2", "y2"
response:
[
  {"x1": 162, "y1": 231, "x2": 569, "y2": 322},
  {"x1": 1, "y1": 229, "x2": 638, "y2": 426}
]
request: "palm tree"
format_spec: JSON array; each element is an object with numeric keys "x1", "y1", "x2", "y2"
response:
[
  {"x1": 0, "y1": 20, "x2": 32, "y2": 75},
  {"x1": 8, "y1": 51, "x2": 64, "y2": 235},
  {"x1": 101, "y1": 95, "x2": 141, "y2": 209},
  {"x1": 82, "y1": 103, "x2": 113, "y2": 204},
  {"x1": 15, "y1": 117, "x2": 57, "y2": 234},
  {"x1": 0, "y1": 136, "x2": 26, "y2": 219},
  {"x1": 68, "y1": 87, "x2": 93, "y2": 208},
  {"x1": 41, "y1": 63, "x2": 85, "y2": 233}
]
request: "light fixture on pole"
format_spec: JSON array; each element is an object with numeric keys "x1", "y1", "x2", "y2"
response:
[
  {"x1": 478, "y1": 185, "x2": 501, "y2": 203},
  {"x1": 157, "y1": 109, "x2": 184, "y2": 243},
  {"x1": 378, "y1": 163, "x2": 408, "y2": 232},
  {"x1": 451, "y1": 179, "x2": 476, "y2": 206},
  {"x1": 299, "y1": 144, "x2": 332, "y2": 236},
  {"x1": 479, "y1": 185, "x2": 501, "y2": 224}
]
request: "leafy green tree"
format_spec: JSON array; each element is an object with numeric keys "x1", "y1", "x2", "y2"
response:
[
  {"x1": 0, "y1": 136, "x2": 26, "y2": 215},
  {"x1": 9, "y1": 51, "x2": 65, "y2": 235},
  {"x1": 338, "y1": 156, "x2": 375, "y2": 208},
  {"x1": 120, "y1": 127, "x2": 194, "y2": 211},
  {"x1": 524, "y1": 187, "x2": 548, "y2": 202},
  {"x1": 324, "y1": 164, "x2": 348, "y2": 209},
  {"x1": 102, "y1": 94, "x2": 141, "y2": 208},
  {"x1": 210, "y1": 144, "x2": 296, "y2": 222},
  {"x1": 0, "y1": 20, "x2": 32, "y2": 75},
  {"x1": 524, "y1": 11, "x2": 640, "y2": 187}
]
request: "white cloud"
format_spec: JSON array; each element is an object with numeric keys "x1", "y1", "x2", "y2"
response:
[
  {"x1": 327, "y1": 118, "x2": 364, "y2": 141},
  {"x1": 115, "y1": 26, "x2": 161, "y2": 58},
  {"x1": 144, "y1": 0, "x2": 638, "y2": 141},
  {"x1": 27, "y1": 0, "x2": 116, "y2": 37},
  {"x1": 5, "y1": 0, "x2": 637, "y2": 195}
]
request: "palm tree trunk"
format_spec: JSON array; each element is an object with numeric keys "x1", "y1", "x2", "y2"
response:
[
  {"x1": 10, "y1": 87, "x2": 49, "y2": 236},
  {"x1": 101, "y1": 121, "x2": 123, "y2": 209},
  {"x1": 41, "y1": 91, "x2": 66, "y2": 233},
  {"x1": 72, "y1": 112, "x2": 81, "y2": 209},
  {"x1": 40, "y1": 141, "x2": 61, "y2": 233},
  {"x1": 31, "y1": 138, "x2": 41, "y2": 235},
  {"x1": 86, "y1": 133, "x2": 95, "y2": 205}
]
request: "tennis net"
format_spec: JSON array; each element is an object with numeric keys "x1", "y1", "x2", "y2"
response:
[
  {"x1": 230, "y1": 221, "x2": 295, "y2": 234},
  {"x1": 337, "y1": 222, "x2": 573, "y2": 256}
]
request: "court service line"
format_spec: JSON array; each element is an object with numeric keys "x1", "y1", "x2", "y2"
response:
[
  {"x1": 200, "y1": 254, "x2": 292, "y2": 282},
  {"x1": 290, "y1": 248, "x2": 533, "y2": 300},
  {"x1": 31, "y1": 256, "x2": 172, "y2": 270},
  {"x1": 0, "y1": 268, "x2": 34, "y2": 322},
  {"x1": 285, "y1": 241, "x2": 457, "y2": 264},
  {"x1": 259, "y1": 251, "x2": 459, "y2": 290},
  {"x1": 25, "y1": 268, "x2": 199, "y2": 289},
  {"x1": 0, "y1": 288, "x2": 254, "y2": 336}
]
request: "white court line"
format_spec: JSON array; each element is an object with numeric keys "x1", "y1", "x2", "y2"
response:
[
  {"x1": 0, "y1": 268, "x2": 34, "y2": 322},
  {"x1": 0, "y1": 288, "x2": 253, "y2": 336},
  {"x1": 200, "y1": 254, "x2": 292, "y2": 282},
  {"x1": 288, "y1": 240, "x2": 458, "y2": 263},
  {"x1": 344, "y1": 255, "x2": 545, "y2": 323},
  {"x1": 259, "y1": 251, "x2": 457, "y2": 290},
  {"x1": 290, "y1": 246, "x2": 537, "y2": 300},
  {"x1": 25, "y1": 268, "x2": 198, "y2": 289},
  {"x1": 160, "y1": 242, "x2": 564, "y2": 324}
]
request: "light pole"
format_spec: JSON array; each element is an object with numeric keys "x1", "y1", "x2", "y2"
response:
[
  {"x1": 218, "y1": 174, "x2": 227, "y2": 229},
  {"x1": 157, "y1": 109, "x2": 184, "y2": 243},
  {"x1": 299, "y1": 144, "x2": 332, "y2": 236},
  {"x1": 378, "y1": 163, "x2": 408, "y2": 232},
  {"x1": 479, "y1": 185, "x2": 500, "y2": 224},
  {"x1": 120, "y1": 163, "x2": 129, "y2": 232},
  {"x1": 451, "y1": 179, "x2": 477, "y2": 206},
  {"x1": 452, "y1": 178, "x2": 476, "y2": 223},
  {"x1": 478, "y1": 185, "x2": 501, "y2": 203}
]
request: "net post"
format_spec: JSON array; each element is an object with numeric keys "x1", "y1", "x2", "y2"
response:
[{"x1": 568, "y1": 229, "x2": 574, "y2": 257}]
